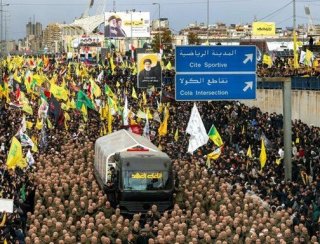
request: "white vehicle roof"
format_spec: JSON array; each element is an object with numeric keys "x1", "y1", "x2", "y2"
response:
[{"x1": 94, "y1": 129, "x2": 160, "y2": 183}]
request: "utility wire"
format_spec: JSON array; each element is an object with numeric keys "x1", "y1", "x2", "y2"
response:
[{"x1": 257, "y1": 1, "x2": 293, "y2": 21}]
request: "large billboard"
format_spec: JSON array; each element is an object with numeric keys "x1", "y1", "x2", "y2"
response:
[
  {"x1": 252, "y1": 22, "x2": 276, "y2": 36},
  {"x1": 137, "y1": 53, "x2": 162, "y2": 88},
  {"x1": 104, "y1": 12, "x2": 150, "y2": 39}
]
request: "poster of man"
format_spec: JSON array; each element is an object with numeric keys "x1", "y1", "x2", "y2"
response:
[
  {"x1": 137, "y1": 53, "x2": 162, "y2": 88},
  {"x1": 104, "y1": 15, "x2": 127, "y2": 38},
  {"x1": 104, "y1": 12, "x2": 150, "y2": 39}
]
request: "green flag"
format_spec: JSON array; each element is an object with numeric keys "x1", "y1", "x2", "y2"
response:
[
  {"x1": 208, "y1": 124, "x2": 223, "y2": 147},
  {"x1": 105, "y1": 84, "x2": 114, "y2": 97},
  {"x1": 76, "y1": 90, "x2": 95, "y2": 110},
  {"x1": 20, "y1": 184, "x2": 26, "y2": 202}
]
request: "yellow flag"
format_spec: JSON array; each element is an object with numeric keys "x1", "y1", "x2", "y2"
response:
[
  {"x1": 207, "y1": 147, "x2": 221, "y2": 160},
  {"x1": 108, "y1": 105, "x2": 112, "y2": 134},
  {"x1": 31, "y1": 136, "x2": 38, "y2": 153},
  {"x1": 166, "y1": 61, "x2": 172, "y2": 70},
  {"x1": 305, "y1": 49, "x2": 314, "y2": 67},
  {"x1": 13, "y1": 70, "x2": 22, "y2": 83},
  {"x1": 6, "y1": 137, "x2": 23, "y2": 169},
  {"x1": 275, "y1": 158, "x2": 281, "y2": 165},
  {"x1": 142, "y1": 91, "x2": 147, "y2": 105},
  {"x1": 64, "y1": 120, "x2": 69, "y2": 130},
  {"x1": 16, "y1": 158, "x2": 28, "y2": 169},
  {"x1": 26, "y1": 121, "x2": 33, "y2": 129},
  {"x1": 263, "y1": 54, "x2": 272, "y2": 67},
  {"x1": 36, "y1": 119, "x2": 43, "y2": 130},
  {"x1": 293, "y1": 31, "x2": 300, "y2": 69},
  {"x1": 132, "y1": 63, "x2": 137, "y2": 75},
  {"x1": 81, "y1": 104, "x2": 88, "y2": 121},
  {"x1": 47, "y1": 118, "x2": 53, "y2": 129},
  {"x1": 313, "y1": 59, "x2": 319, "y2": 68},
  {"x1": 64, "y1": 112, "x2": 70, "y2": 121},
  {"x1": 70, "y1": 98, "x2": 76, "y2": 109},
  {"x1": 110, "y1": 57, "x2": 116, "y2": 74},
  {"x1": 259, "y1": 139, "x2": 267, "y2": 169},
  {"x1": 61, "y1": 103, "x2": 68, "y2": 111},
  {"x1": 32, "y1": 74, "x2": 46, "y2": 87},
  {"x1": 158, "y1": 107, "x2": 169, "y2": 136},
  {"x1": 90, "y1": 79, "x2": 102, "y2": 98},
  {"x1": 99, "y1": 105, "x2": 107, "y2": 120},
  {"x1": 132, "y1": 87, "x2": 138, "y2": 99},
  {"x1": 246, "y1": 145, "x2": 252, "y2": 158},
  {"x1": 0, "y1": 212, "x2": 6, "y2": 227},
  {"x1": 50, "y1": 83, "x2": 68, "y2": 101},
  {"x1": 22, "y1": 103, "x2": 33, "y2": 115},
  {"x1": 174, "y1": 128, "x2": 179, "y2": 142},
  {"x1": 103, "y1": 124, "x2": 107, "y2": 135},
  {"x1": 116, "y1": 81, "x2": 121, "y2": 88},
  {"x1": 146, "y1": 108, "x2": 153, "y2": 119}
]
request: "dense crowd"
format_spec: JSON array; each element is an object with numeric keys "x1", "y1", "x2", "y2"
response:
[
  {"x1": 0, "y1": 53, "x2": 319, "y2": 244},
  {"x1": 257, "y1": 56, "x2": 320, "y2": 77}
]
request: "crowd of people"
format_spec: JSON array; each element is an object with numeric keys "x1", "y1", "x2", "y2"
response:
[{"x1": 0, "y1": 53, "x2": 319, "y2": 244}]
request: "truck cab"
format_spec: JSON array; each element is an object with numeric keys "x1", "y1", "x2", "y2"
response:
[{"x1": 94, "y1": 130, "x2": 174, "y2": 214}]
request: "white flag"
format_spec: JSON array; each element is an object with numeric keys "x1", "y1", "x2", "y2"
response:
[
  {"x1": 186, "y1": 103, "x2": 209, "y2": 154},
  {"x1": 299, "y1": 50, "x2": 306, "y2": 64},
  {"x1": 96, "y1": 70, "x2": 104, "y2": 83},
  {"x1": 19, "y1": 132, "x2": 34, "y2": 147},
  {"x1": 143, "y1": 116, "x2": 150, "y2": 140},
  {"x1": 123, "y1": 96, "x2": 129, "y2": 126},
  {"x1": 26, "y1": 149, "x2": 35, "y2": 166}
]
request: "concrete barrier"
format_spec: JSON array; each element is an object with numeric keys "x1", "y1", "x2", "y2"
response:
[{"x1": 242, "y1": 89, "x2": 320, "y2": 127}]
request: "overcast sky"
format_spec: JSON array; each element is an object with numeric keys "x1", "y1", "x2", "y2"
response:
[{"x1": 3, "y1": 0, "x2": 320, "y2": 40}]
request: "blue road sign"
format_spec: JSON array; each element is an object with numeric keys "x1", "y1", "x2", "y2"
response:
[
  {"x1": 176, "y1": 74, "x2": 256, "y2": 101},
  {"x1": 175, "y1": 45, "x2": 257, "y2": 101}
]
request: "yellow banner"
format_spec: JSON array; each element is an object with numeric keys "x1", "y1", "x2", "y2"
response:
[
  {"x1": 252, "y1": 22, "x2": 276, "y2": 36},
  {"x1": 131, "y1": 172, "x2": 162, "y2": 179}
]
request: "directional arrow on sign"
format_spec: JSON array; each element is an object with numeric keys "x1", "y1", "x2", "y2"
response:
[
  {"x1": 243, "y1": 81, "x2": 253, "y2": 92},
  {"x1": 243, "y1": 54, "x2": 253, "y2": 64}
]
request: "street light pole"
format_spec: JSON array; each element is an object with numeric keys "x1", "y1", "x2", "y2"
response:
[
  {"x1": 0, "y1": 1, "x2": 9, "y2": 55},
  {"x1": 207, "y1": 0, "x2": 209, "y2": 44},
  {"x1": 1, "y1": 0, "x2": 3, "y2": 55},
  {"x1": 153, "y1": 3, "x2": 161, "y2": 52},
  {"x1": 130, "y1": 9, "x2": 135, "y2": 61}
]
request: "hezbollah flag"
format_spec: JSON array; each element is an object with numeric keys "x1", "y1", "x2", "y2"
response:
[
  {"x1": 208, "y1": 124, "x2": 223, "y2": 147},
  {"x1": 263, "y1": 54, "x2": 272, "y2": 67},
  {"x1": 76, "y1": 90, "x2": 95, "y2": 110},
  {"x1": 174, "y1": 128, "x2": 179, "y2": 142},
  {"x1": 158, "y1": 107, "x2": 169, "y2": 136},
  {"x1": 50, "y1": 83, "x2": 68, "y2": 101},
  {"x1": 207, "y1": 147, "x2": 222, "y2": 160},
  {"x1": 90, "y1": 79, "x2": 102, "y2": 98},
  {"x1": 246, "y1": 145, "x2": 253, "y2": 158},
  {"x1": 105, "y1": 84, "x2": 114, "y2": 97},
  {"x1": 6, "y1": 137, "x2": 23, "y2": 169},
  {"x1": 260, "y1": 138, "x2": 267, "y2": 169}
]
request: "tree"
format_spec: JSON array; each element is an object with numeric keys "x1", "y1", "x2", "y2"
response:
[
  {"x1": 187, "y1": 31, "x2": 200, "y2": 45},
  {"x1": 151, "y1": 28, "x2": 173, "y2": 54}
]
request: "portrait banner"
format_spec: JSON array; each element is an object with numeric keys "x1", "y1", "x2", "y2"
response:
[
  {"x1": 104, "y1": 12, "x2": 150, "y2": 39},
  {"x1": 137, "y1": 53, "x2": 162, "y2": 88}
]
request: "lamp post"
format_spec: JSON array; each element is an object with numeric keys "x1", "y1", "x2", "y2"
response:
[
  {"x1": 152, "y1": 3, "x2": 161, "y2": 52},
  {"x1": 0, "y1": 1, "x2": 9, "y2": 55},
  {"x1": 130, "y1": 9, "x2": 135, "y2": 48},
  {"x1": 207, "y1": 0, "x2": 209, "y2": 44}
]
